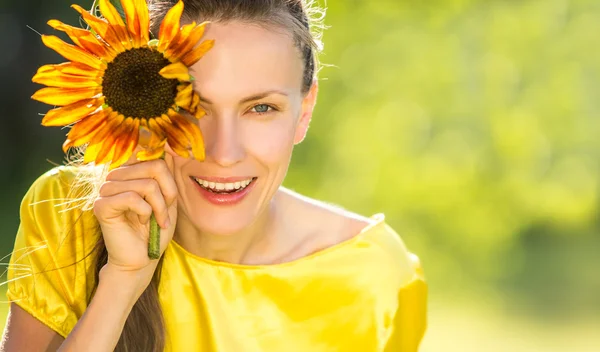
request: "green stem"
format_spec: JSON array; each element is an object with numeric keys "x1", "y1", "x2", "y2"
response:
[
  {"x1": 147, "y1": 153, "x2": 166, "y2": 260},
  {"x1": 148, "y1": 213, "x2": 161, "y2": 259}
]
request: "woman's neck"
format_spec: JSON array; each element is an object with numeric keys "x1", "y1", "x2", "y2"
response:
[{"x1": 172, "y1": 201, "x2": 282, "y2": 265}]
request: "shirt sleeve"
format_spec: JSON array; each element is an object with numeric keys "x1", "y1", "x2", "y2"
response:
[
  {"x1": 6, "y1": 167, "x2": 99, "y2": 337},
  {"x1": 384, "y1": 254, "x2": 428, "y2": 352}
]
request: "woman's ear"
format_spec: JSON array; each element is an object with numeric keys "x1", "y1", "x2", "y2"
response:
[{"x1": 294, "y1": 81, "x2": 318, "y2": 145}]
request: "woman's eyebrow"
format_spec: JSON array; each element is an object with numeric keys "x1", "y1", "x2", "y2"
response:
[{"x1": 199, "y1": 90, "x2": 289, "y2": 105}]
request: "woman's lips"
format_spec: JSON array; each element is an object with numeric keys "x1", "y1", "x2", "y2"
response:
[{"x1": 190, "y1": 176, "x2": 257, "y2": 206}]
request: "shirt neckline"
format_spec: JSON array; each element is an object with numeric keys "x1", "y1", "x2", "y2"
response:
[{"x1": 167, "y1": 213, "x2": 387, "y2": 270}]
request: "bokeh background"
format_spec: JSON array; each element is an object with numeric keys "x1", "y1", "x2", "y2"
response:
[{"x1": 1, "y1": 0, "x2": 599, "y2": 350}]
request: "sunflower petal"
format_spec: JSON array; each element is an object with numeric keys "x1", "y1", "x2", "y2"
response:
[
  {"x1": 47, "y1": 19, "x2": 116, "y2": 60},
  {"x1": 41, "y1": 97, "x2": 103, "y2": 126},
  {"x1": 38, "y1": 62, "x2": 101, "y2": 77},
  {"x1": 84, "y1": 141, "x2": 103, "y2": 164},
  {"x1": 119, "y1": 0, "x2": 141, "y2": 47},
  {"x1": 137, "y1": 145, "x2": 166, "y2": 161},
  {"x1": 139, "y1": 122, "x2": 165, "y2": 148},
  {"x1": 159, "y1": 62, "x2": 191, "y2": 82},
  {"x1": 173, "y1": 83, "x2": 193, "y2": 108},
  {"x1": 189, "y1": 91, "x2": 200, "y2": 112},
  {"x1": 135, "y1": 0, "x2": 150, "y2": 44},
  {"x1": 41, "y1": 35, "x2": 105, "y2": 70},
  {"x1": 181, "y1": 39, "x2": 215, "y2": 67},
  {"x1": 170, "y1": 112, "x2": 205, "y2": 160},
  {"x1": 168, "y1": 22, "x2": 209, "y2": 61},
  {"x1": 84, "y1": 112, "x2": 120, "y2": 164},
  {"x1": 72, "y1": 4, "x2": 129, "y2": 52},
  {"x1": 47, "y1": 20, "x2": 89, "y2": 46},
  {"x1": 33, "y1": 68, "x2": 102, "y2": 88},
  {"x1": 155, "y1": 116, "x2": 190, "y2": 158},
  {"x1": 109, "y1": 118, "x2": 140, "y2": 168},
  {"x1": 32, "y1": 86, "x2": 102, "y2": 106},
  {"x1": 158, "y1": 0, "x2": 184, "y2": 52},
  {"x1": 163, "y1": 21, "x2": 195, "y2": 58},
  {"x1": 96, "y1": 115, "x2": 130, "y2": 164},
  {"x1": 98, "y1": 0, "x2": 132, "y2": 49},
  {"x1": 64, "y1": 109, "x2": 111, "y2": 151}
]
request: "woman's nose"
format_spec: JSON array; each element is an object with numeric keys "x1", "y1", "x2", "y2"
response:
[{"x1": 203, "y1": 114, "x2": 245, "y2": 167}]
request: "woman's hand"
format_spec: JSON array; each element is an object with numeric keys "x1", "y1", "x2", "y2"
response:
[{"x1": 93, "y1": 156, "x2": 178, "y2": 282}]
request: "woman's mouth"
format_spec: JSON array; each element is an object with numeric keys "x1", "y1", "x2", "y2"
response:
[
  {"x1": 190, "y1": 176, "x2": 258, "y2": 206},
  {"x1": 192, "y1": 177, "x2": 257, "y2": 194}
]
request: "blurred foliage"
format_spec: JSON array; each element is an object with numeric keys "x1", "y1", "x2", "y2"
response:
[
  {"x1": 0, "y1": 0, "x2": 599, "y2": 350},
  {"x1": 287, "y1": 0, "x2": 600, "y2": 317}
]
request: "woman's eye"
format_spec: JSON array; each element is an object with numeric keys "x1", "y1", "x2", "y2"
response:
[{"x1": 251, "y1": 104, "x2": 273, "y2": 114}]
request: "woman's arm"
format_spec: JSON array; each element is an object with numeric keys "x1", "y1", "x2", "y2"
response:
[{"x1": 1, "y1": 264, "x2": 149, "y2": 352}]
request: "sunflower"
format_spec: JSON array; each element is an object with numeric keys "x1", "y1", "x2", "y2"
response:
[{"x1": 32, "y1": 0, "x2": 214, "y2": 169}]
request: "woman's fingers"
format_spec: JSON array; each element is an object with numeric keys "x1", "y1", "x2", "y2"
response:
[
  {"x1": 105, "y1": 159, "x2": 178, "y2": 207},
  {"x1": 93, "y1": 191, "x2": 153, "y2": 225},
  {"x1": 98, "y1": 178, "x2": 171, "y2": 228}
]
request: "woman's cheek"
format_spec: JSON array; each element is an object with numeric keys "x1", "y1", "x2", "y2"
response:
[{"x1": 242, "y1": 117, "x2": 296, "y2": 164}]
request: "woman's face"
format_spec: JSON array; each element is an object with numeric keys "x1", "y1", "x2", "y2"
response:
[{"x1": 169, "y1": 21, "x2": 317, "y2": 235}]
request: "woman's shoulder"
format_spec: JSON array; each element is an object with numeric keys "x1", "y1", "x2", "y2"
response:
[
  {"x1": 8, "y1": 165, "x2": 99, "y2": 337},
  {"x1": 285, "y1": 192, "x2": 422, "y2": 287},
  {"x1": 15, "y1": 165, "x2": 100, "y2": 264}
]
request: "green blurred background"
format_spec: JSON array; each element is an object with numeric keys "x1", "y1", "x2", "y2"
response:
[{"x1": 1, "y1": 0, "x2": 599, "y2": 350}]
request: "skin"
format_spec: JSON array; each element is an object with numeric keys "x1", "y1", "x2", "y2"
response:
[
  {"x1": 169, "y1": 22, "x2": 371, "y2": 264},
  {"x1": 0, "y1": 22, "x2": 373, "y2": 351}
]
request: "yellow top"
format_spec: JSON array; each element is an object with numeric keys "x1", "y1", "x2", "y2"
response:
[{"x1": 6, "y1": 167, "x2": 427, "y2": 351}]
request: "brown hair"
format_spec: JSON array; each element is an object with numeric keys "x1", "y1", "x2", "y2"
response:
[{"x1": 89, "y1": 1, "x2": 324, "y2": 351}]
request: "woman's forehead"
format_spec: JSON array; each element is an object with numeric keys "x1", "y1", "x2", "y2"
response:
[{"x1": 189, "y1": 22, "x2": 304, "y2": 100}]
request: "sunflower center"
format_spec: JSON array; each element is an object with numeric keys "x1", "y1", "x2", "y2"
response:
[{"x1": 102, "y1": 48, "x2": 178, "y2": 118}]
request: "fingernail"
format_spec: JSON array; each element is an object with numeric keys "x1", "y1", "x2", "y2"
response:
[{"x1": 163, "y1": 217, "x2": 171, "y2": 229}]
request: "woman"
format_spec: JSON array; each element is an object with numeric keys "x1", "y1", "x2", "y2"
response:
[{"x1": 1, "y1": 0, "x2": 427, "y2": 351}]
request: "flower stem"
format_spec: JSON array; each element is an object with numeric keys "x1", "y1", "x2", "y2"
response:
[
  {"x1": 147, "y1": 152, "x2": 166, "y2": 260},
  {"x1": 148, "y1": 213, "x2": 160, "y2": 259}
]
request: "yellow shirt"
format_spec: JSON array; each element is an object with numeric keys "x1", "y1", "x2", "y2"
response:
[{"x1": 6, "y1": 166, "x2": 427, "y2": 351}]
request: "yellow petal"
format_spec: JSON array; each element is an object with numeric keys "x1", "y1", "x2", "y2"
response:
[
  {"x1": 47, "y1": 20, "x2": 88, "y2": 46},
  {"x1": 99, "y1": 0, "x2": 126, "y2": 29},
  {"x1": 169, "y1": 22, "x2": 209, "y2": 61},
  {"x1": 87, "y1": 111, "x2": 121, "y2": 148},
  {"x1": 159, "y1": 62, "x2": 191, "y2": 82},
  {"x1": 137, "y1": 145, "x2": 166, "y2": 161},
  {"x1": 120, "y1": 0, "x2": 141, "y2": 47},
  {"x1": 47, "y1": 19, "x2": 116, "y2": 60},
  {"x1": 41, "y1": 35, "x2": 105, "y2": 70},
  {"x1": 33, "y1": 73, "x2": 101, "y2": 88},
  {"x1": 181, "y1": 40, "x2": 215, "y2": 67},
  {"x1": 163, "y1": 21, "x2": 196, "y2": 58},
  {"x1": 64, "y1": 109, "x2": 111, "y2": 151},
  {"x1": 174, "y1": 84, "x2": 193, "y2": 108},
  {"x1": 84, "y1": 141, "x2": 103, "y2": 164},
  {"x1": 98, "y1": 0, "x2": 132, "y2": 47},
  {"x1": 33, "y1": 69, "x2": 101, "y2": 88},
  {"x1": 169, "y1": 112, "x2": 205, "y2": 160},
  {"x1": 136, "y1": 123, "x2": 166, "y2": 161},
  {"x1": 158, "y1": 0, "x2": 184, "y2": 52},
  {"x1": 96, "y1": 116, "x2": 131, "y2": 164},
  {"x1": 72, "y1": 4, "x2": 129, "y2": 52},
  {"x1": 155, "y1": 116, "x2": 190, "y2": 158},
  {"x1": 139, "y1": 122, "x2": 165, "y2": 148},
  {"x1": 189, "y1": 91, "x2": 200, "y2": 112},
  {"x1": 109, "y1": 118, "x2": 140, "y2": 168},
  {"x1": 38, "y1": 62, "x2": 101, "y2": 77},
  {"x1": 32, "y1": 86, "x2": 102, "y2": 106},
  {"x1": 41, "y1": 97, "x2": 103, "y2": 126},
  {"x1": 135, "y1": 0, "x2": 150, "y2": 44}
]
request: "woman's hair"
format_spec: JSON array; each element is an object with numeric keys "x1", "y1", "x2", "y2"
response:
[{"x1": 85, "y1": 1, "x2": 325, "y2": 351}]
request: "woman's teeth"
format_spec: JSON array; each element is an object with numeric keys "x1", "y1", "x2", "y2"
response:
[{"x1": 193, "y1": 177, "x2": 254, "y2": 193}]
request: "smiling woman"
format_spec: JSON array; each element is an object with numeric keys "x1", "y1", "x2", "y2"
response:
[{"x1": 0, "y1": 1, "x2": 426, "y2": 352}]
